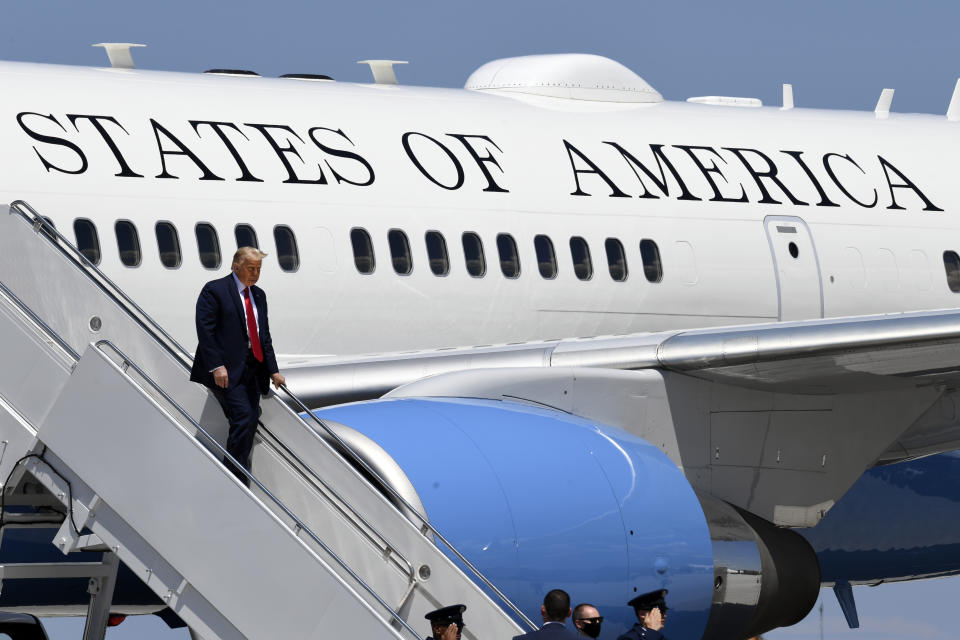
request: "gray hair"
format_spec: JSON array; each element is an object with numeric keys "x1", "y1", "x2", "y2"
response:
[{"x1": 232, "y1": 246, "x2": 267, "y2": 267}]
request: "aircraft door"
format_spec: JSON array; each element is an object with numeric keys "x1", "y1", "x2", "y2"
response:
[{"x1": 763, "y1": 216, "x2": 823, "y2": 321}]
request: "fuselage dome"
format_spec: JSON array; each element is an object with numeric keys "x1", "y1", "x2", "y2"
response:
[{"x1": 465, "y1": 53, "x2": 663, "y2": 103}]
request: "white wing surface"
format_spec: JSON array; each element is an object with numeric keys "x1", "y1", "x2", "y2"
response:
[{"x1": 284, "y1": 308, "x2": 960, "y2": 525}]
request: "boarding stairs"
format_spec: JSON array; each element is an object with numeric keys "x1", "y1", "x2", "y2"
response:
[{"x1": 0, "y1": 201, "x2": 530, "y2": 639}]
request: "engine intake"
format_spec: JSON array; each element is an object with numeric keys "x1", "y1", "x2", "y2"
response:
[{"x1": 698, "y1": 494, "x2": 820, "y2": 640}]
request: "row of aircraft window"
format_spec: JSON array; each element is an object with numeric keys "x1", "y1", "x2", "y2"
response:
[
  {"x1": 71, "y1": 219, "x2": 301, "y2": 272},
  {"x1": 63, "y1": 217, "x2": 960, "y2": 293},
  {"x1": 349, "y1": 228, "x2": 665, "y2": 283},
  {"x1": 68, "y1": 216, "x2": 665, "y2": 284}
]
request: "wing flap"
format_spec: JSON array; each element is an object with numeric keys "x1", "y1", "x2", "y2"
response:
[{"x1": 654, "y1": 308, "x2": 960, "y2": 392}]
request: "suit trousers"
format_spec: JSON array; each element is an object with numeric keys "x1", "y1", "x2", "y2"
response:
[{"x1": 212, "y1": 352, "x2": 264, "y2": 486}]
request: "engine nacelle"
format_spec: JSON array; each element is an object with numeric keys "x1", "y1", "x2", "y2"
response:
[
  {"x1": 697, "y1": 494, "x2": 820, "y2": 640},
  {"x1": 317, "y1": 397, "x2": 819, "y2": 639}
]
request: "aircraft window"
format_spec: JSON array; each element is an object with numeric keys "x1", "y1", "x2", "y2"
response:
[
  {"x1": 274, "y1": 225, "x2": 300, "y2": 272},
  {"x1": 235, "y1": 224, "x2": 259, "y2": 249},
  {"x1": 462, "y1": 232, "x2": 486, "y2": 277},
  {"x1": 195, "y1": 223, "x2": 221, "y2": 270},
  {"x1": 114, "y1": 220, "x2": 141, "y2": 267},
  {"x1": 155, "y1": 222, "x2": 182, "y2": 269},
  {"x1": 73, "y1": 218, "x2": 101, "y2": 265},
  {"x1": 605, "y1": 238, "x2": 628, "y2": 282},
  {"x1": 640, "y1": 239, "x2": 663, "y2": 283},
  {"x1": 534, "y1": 235, "x2": 557, "y2": 279},
  {"x1": 944, "y1": 251, "x2": 960, "y2": 293},
  {"x1": 388, "y1": 229, "x2": 412, "y2": 275},
  {"x1": 425, "y1": 231, "x2": 449, "y2": 276},
  {"x1": 570, "y1": 236, "x2": 593, "y2": 281},
  {"x1": 497, "y1": 234, "x2": 520, "y2": 279},
  {"x1": 350, "y1": 228, "x2": 375, "y2": 274}
]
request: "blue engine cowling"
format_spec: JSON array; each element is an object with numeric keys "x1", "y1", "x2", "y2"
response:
[{"x1": 316, "y1": 397, "x2": 820, "y2": 640}]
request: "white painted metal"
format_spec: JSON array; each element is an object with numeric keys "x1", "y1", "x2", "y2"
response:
[
  {"x1": 81, "y1": 552, "x2": 118, "y2": 640},
  {"x1": 763, "y1": 216, "x2": 824, "y2": 321},
  {"x1": 0, "y1": 205, "x2": 232, "y2": 455},
  {"x1": 0, "y1": 561, "x2": 117, "y2": 582},
  {"x1": 875, "y1": 88, "x2": 894, "y2": 119},
  {"x1": 91, "y1": 43, "x2": 144, "y2": 69},
  {"x1": 0, "y1": 219, "x2": 405, "y2": 638},
  {"x1": 0, "y1": 56, "x2": 958, "y2": 360},
  {"x1": 5, "y1": 57, "x2": 959, "y2": 356},
  {"x1": 781, "y1": 83, "x2": 794, "y2": 110},
  {"x1": 947, "y1": 79, "x2": 960, "y2": 120},
  {"x1": 0, "y1": 205, "x2": 526, "y2": 638},
  {"x1": 41, "y1": 347, "x2": 406, "y2": 639},
  {"x1": 357, "y1": 60, "x2": 408, "y2": 85},
  {"x1": 282, "y1": 306, "x2": 960, "y2": 401},
  {"x1": 465, "y1": 53, "x2": 663, "y2": 102},
  {"x1": 686, "y1": 96, "x2": 763, "y2": 107}
]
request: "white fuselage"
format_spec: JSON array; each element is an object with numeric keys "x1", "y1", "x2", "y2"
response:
[{"x1": 0, "y1": 61, "x2": 957, "y2": 358}]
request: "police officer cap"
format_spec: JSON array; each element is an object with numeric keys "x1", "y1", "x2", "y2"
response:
[
  {"x1": 628, "y1": 589, "x2": 669, "y2": 612},
  {"x1": 425, "y1": 604, "x2": 466, "y2": 625}
]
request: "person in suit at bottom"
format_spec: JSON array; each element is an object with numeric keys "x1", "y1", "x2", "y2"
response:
[
  {"x1": 616, "y1": 590, "x2": 669, "y2": 640},
  {"x1": 424, "y1": 604, "x2": 466, "y2": 640},
  {"x1": 512, "y1": 589, "x2": 580, "y2": 639},
  {"x1": 190, "y1": 247, "x2": 285, "y2": 484}
]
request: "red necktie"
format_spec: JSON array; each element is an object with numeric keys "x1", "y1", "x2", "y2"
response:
[{"x1": 243, "y1": 287, "x2": 263, "y2": 362}]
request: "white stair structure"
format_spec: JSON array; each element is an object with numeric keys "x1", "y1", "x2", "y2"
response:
[{"x1": 0, "y1": 201, "x2": 530, "y2": 639}]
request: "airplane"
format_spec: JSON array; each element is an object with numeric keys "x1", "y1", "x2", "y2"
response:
[{"x1": 1, "y1": 47, "x2": 960, "y2": 639}]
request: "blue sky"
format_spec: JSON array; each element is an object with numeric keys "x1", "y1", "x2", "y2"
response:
[{"x1": 2, "y1": 1, "x2": 960, "y2": 638}]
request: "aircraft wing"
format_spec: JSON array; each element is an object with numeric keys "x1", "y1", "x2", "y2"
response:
[
  {"x1": 284, "y1": 307, "x2": 960, "y2": 402},
  {"x1": 638, "y1": 308, "x2": 960, "y2": 393},
  {"x1": 283, "y1": 308, "x2": 960, "y2": 527}
]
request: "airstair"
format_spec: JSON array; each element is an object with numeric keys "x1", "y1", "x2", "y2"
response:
[{"x1": 0, "y1": 201, "x2": 530, "y2": 639}]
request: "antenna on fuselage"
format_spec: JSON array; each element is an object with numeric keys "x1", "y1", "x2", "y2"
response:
[
  {"x1": 874, "y1": 88, "x2": 894, "y2": 119},
  {"x1": 357, "y1": 60, "x2": 408, "y2": 84},
  {"x1": 781, "y1": 83, "x2": 794, "y2": 110},
  {"x1": 946, "y1": 79, "x2": 960, "y2": 121},
  {"x1": 92, "y1": 43, "x2": 145, "y2": 69}
]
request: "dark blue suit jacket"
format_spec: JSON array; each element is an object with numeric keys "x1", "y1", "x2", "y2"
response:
[
  {"x1": 616, "y1": 624, "x2": 665, "y2": 640},
  {"x1": 190, "y1": 273, "x2": 279, "y2": 394},
  {"x1": 513, "y1": 622, "x2": 580, "y2": 640}
]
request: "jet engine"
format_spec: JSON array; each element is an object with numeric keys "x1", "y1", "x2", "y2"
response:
[{"x1": 316, "y1": 397, "x2": 820, "y2": 640}]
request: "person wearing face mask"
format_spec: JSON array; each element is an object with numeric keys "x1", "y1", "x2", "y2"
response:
[{"x1": 572, "y1": 603, "x2": 603, "y2": 638}]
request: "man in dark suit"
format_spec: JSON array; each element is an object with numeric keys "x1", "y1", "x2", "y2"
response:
[
  {"x1": 190, "y1": 246, "x2": 285, "y2": 484},
  {"x1": 513, "y1": 589, "x2": 580, "y2": 640},
  {"x1": 616, "y1": 590, "x2": 669, "y2": 640}
]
